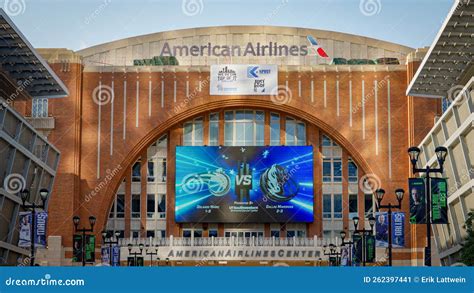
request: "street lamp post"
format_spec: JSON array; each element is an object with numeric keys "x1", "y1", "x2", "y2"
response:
[
  {"x1": 101, "y1": 230, "x2": 121, "y2": 266},
  {"x1": 73, "y1": 215, "x2": 96, "y2": 267},
  {"x1": 323, "y1": 244, "x2": 342, "y2": 266},
  {"x1": 408, "y1": 146, "x2": 447, "y2": 266},
  {"x1": 145, "y1": 248, "x2": 158, "y2": 266},
  {"x1": 375, "y1": 188, "x2": 404, "y2": 266},
  {"x1": 352, "y1": 215, "x2": 376, "y2": 266},
  {"x1": 340, "y1": 230, "x2": 354, "y2": 266},
  {"x1": 19, "y1": 189, "x2": 49, "y2": 267},
  {"x1": 127, "y1": 243, "x2": 144, "y2": 266}
]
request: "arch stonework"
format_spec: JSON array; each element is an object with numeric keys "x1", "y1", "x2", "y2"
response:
[{"x1": 96, "y1": 99, "x2": 375, "y2": 231}]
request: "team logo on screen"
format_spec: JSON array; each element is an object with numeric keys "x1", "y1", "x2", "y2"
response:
[
  {"x1": 260, "y1": 164, "x2": 299, "y2": 202},
  {"x1": 181, "y1": 170, "x2": 231, "y2": 197}
]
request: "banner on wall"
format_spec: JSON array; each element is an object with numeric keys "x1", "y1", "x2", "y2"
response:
[
  {"x1": 210, "y1": 64, "x2": 278, "y2": 95},
  {"x1": 352, "y1": 234, "x2": 363, "y2": 265},
  {"x1": 175, "y1": 146, "x2": 314, "y2": 223},
  {"x1": 111, "y1": 245, "x2": 121, "y2": 266},
  {"x1": 431, "y1": 178, "x2": 448, "y2": 224},
  {"x1": 375, "y1": 212, "x2": 405, "y2": 248},
  {"x1": 409, "y1": 178, "x2": 426, "y2": 224},
  {"x1": 18, "y1": 211, "x2": 48, "y2": 248}
]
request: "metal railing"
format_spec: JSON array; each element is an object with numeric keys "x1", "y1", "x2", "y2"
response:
[{"x1": 119, "y1": 236, "x2": 336, "y2": 248}]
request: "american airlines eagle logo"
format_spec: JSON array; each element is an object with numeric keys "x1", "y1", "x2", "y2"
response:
[{"x1": 307, "y1": 35, "x2": 329, "y2": 58}]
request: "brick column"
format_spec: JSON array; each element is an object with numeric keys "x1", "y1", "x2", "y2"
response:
[
  {"x1": 264, "y1": 110, "x2": 271, "y2": 236},
  {"x1": 342, "y1": 150, "x2": 349, "y2": 231},
  {"x1": 124, "y1": 167, "x2": 132, "y2": 238},
  {"x1": 166, "y1": 125, "x2": 181, "y2": 236},
  {"x1": 140, "y1": 151, "x2": 147, "y2": 237},
  {"x1": 307, "y1": 125, "x2": 321, "y2": 237}
]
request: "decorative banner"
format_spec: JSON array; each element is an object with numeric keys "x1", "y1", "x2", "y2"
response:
[
  {"x1": 72, "y1": 235, "x2": 96, "y2": 263},
  {"x1": 72, "y1": 235, "x2": 83, "y2": 262},
  {"x1": 85, "y1": 235, "x2": 96, "y2": 263},
  {"x1": 111, "y1": 245, "x2": 121, "y2": 266},
  {"x1": 375, "y1": 212, "x2": 405, "y2": 248},
  {"x1": 175, "y1": 146, "x2": 314, "y2": 223},
  {"x1": 365, "y1": 235, "x2": 376, "y2": 263},
  {"x1": 101, "y1": 247, "x2": 110, "y2": 265},
  {"x1": 352, "y1": 234, "x2": 363, "y2": 265},
  {"x1": 409, "y1": 178, "x2": 426, "y2": 224},
  {"x1": 431, "y1": 178, "x2": 448, "y2": 224},
  {"x1": 18, "y1": 211, "x2": 48, "y2": 248},
  {"x1": 340, "y1": 246, "x2": 350, "y2": 266},
  {"x1": 210, "y1": 64, "x2": 278, "y2": 95}
]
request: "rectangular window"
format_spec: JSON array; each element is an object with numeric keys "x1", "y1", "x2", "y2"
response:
[
  {"x1": 183, "y1": 122, "x2": 193, "y2": 146},
  {"x1": 146, "y1": 230, "x2": 155, "y2": 238},
  {"x1": 270, "y1": 113, "x2": 280, "y2": 146},
  {"x1": 323, "y1": 160, "x2": 331, "y2": 182},
  {"x1": 348, "y1": 159, "x2": 358, "y2": 182},
  {"x1": 287, "y1": 230, "x2": 296, "y2": 238},
  {"x1": 285, "y1": 117, "x2": 296, "y2": 145},
  {"x1": 333, "y1": 160, "x2": 342, "y2": 182},
  {"x1": 322, "y1": 135, "x2": 332, "y2": 147},
  {"x1": 296, "y1": 122, "x2": 306, "y2": 146},
  {"x1": 183, "y1": 118, "x2": 204, "y2": 146},
  {"x1": 224, "y1": 110, "x2": 265, "y2": 146},
  {"x1": 194, "y1": 230, "x2": 203, "y2": 238},
  {"x1": 183, "y1": 230, "x2": 192, "y2": 238},
  {"x1": 32, "y1": 98, "x2": 48, "y2": 118},
  {"x1": 147, "y1": 161, "x2": 155, "y2": 182},
  {"x1": 323, "y1": 194, "x2": 331, "y2": 219},
  {"x1": 116, "y1": 194, "x2": 125, "y2": 218},
  {"x1": 131, "y1": 194, "x2": 140, "y2": 218},
  {"x1": 132, "y1": 231, "x2": 140, "y2": 238},
  {"x1": 334, "y1": 194, "x2": 342, "y2": 218},
  {"x1": 271, "y1": 230, "x2": 280, "y2": 237},
  {"x1": 209, "y1": 113, "x2": 219, "y2": 146},
  {"x1": 157, "y1": 194, "x2": 166, "y2": 218},
  {"x1": 349, "y1": 194, "x2": 358, "y2": 214},
  {"x1": 209, "y1": 230, "x2": 218, "y2": 237},
  {"x1": 147, "y1": 194, "x2": 155, "y2": 218},
  {"x1": 132, "y1": 162, "x2": 141, "y2": 182},
  {"x1": 365, "y1": 194, "x2": 373, "y2": 216}
]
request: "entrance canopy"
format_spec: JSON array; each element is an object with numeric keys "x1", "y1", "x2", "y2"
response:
[
  {"x1": 406, "y1": 0, "x2": 474, "y2": 98},
  {"x1": 0, "y1": 9, "x2": 68, "y2": 98}
]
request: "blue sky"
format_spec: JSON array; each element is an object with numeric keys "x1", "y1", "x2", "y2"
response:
[{"x1": 5, "y1": 0, "x2": 453, "y2": 51}]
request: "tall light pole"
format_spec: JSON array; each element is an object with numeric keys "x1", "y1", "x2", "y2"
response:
[
  {"x1": 408, "y1": 146, "x2": 447, "y2": 266},
  {"x1": 127, "y1": 243, "x2": 144, "y2": 266},
  {"x1": 20, "y1": 189, "x2": 49, "y2": 266},
  {"x1": 73, "y1": 215, "x2": 96, "y2": 266},
  {"x1": 353, "y1": 215, "x2": 376, "y2": 266},
  {"x1": 145, "y1": 248, "x2": 158, "y2": 266},
  {"x1": 375, "y1": 188, "x2": 404, "y2": 266}
]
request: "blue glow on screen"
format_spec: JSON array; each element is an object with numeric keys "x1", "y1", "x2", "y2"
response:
[{"x1": 175, "y1": 146, "x2": 314, "y2": 223}]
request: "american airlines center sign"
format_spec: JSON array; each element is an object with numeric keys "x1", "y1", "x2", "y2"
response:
[{"x1": 210, "y1": 64, "x2": 278, "y2": 95}]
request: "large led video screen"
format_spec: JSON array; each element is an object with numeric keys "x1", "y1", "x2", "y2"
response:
[{"x1": 175, "y1": 146, "x2": 314, "y2": 223}]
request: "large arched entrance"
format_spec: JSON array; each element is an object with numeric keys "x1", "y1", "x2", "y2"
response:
[{"x1": 98, "y1": 100, "x2": 374, "y2": 246}]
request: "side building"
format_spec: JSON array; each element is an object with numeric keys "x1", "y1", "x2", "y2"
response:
[
  {"x1": 406, "y1": 0, "x2": 474, "y2": 266},
  {"x1": 0, "y1": 10, "x2": 68, "y2": 265}
]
